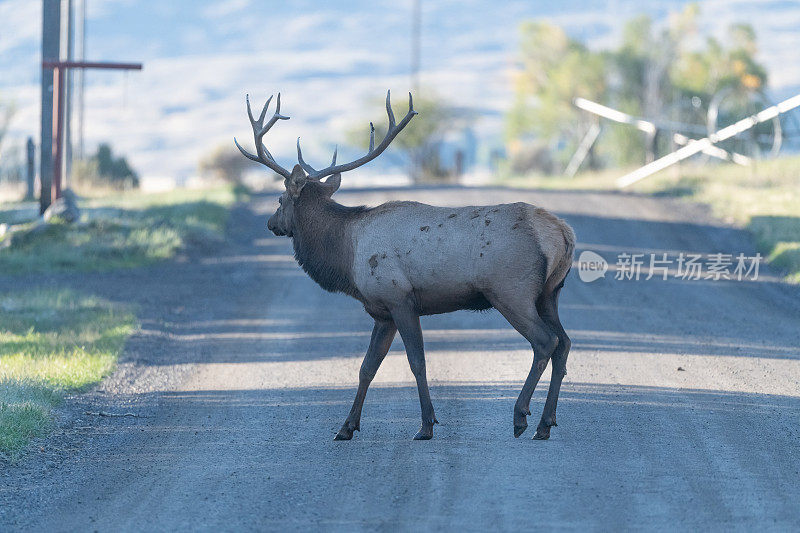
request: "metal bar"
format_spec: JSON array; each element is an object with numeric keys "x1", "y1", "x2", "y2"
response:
[
  {"x1": 574, "y1": 97, "x2": 708, "y2": 136},
  {"x1": 672, "y1": 133, "x2": 751, "y2": 166},
  {"x1": 565, "y1": 122, "x2": 601, "y2": 177},
  {"x1": 617, "y1": 93, "x2": 800, "y2": 188},
  {"x1": 574, "y1": 97, "x2": 656, "y2": 134},
  {"x1": 42, "y1": 60, "x2": 143, "y2": 70}
]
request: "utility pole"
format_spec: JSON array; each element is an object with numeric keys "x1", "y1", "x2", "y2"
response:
[
  {"x1": 40, "y1": 0, "x2": 60, "y2": 214},
  {"x1": 76, "y1": 0, "x2": 86, "y2": 159},
  {"x1": 407, "y1": 0, "x2": 421, "y2": 182},
  {"x1": 411, "y1": 0, "x2": 421, "y2": 94},
  {"x1": 38, "y1": 0, "x2": 142, "y2": 212},
  {"x1": 64, "y1": 0, "x2": 75, "y2": 188}
]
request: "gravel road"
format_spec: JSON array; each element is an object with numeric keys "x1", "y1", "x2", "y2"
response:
[{"x1": 2, "y1": 186, "x2": 799, "y2": 531}]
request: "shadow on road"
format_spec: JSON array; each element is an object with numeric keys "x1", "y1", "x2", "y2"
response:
[
  {"x1": 113, "y1": 194, "x2": 800, "y2": 365},
  {"x1": 21, "y1": 382, "x2": 796, "y2": 529}
]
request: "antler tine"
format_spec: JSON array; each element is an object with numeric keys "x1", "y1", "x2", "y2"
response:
[
  {"x1": 246, "y1": 94, "x2": 256, "y2": 125},
  {"x1": 234, "y1": 94, "x2": 293, "y2": 179},
  {"x1": 262, "y1": 145, "x2": 277, "y2": 163},
  {"x1": 304, "y1": 90, "x2": 418, "y2": 180},
  {"x1": 368, "y1": 123, "x2": 375, "y2": 152},
  {"x1": 262, "y1": 93, "x2": 289, "y2": 134},
  {"x1": 296, "y1": 138, "x2": 317, "y2": 174},
  {"x1": 385, "y1": 90, "x2": 396, "y2": 127},
  {"x1": 257, "y1": 94, "x2": 273, "y2": 125},
  {"x1": 295, "y1": 139, "x2": 340, "y2": 180},
  {"x1": 234, "y1": 137, "x2": 260, "y2": 162}
]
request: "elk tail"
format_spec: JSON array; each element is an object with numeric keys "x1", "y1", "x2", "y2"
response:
[{"x1": 543, "y1": 220, "x2": 575, "y2": 297}]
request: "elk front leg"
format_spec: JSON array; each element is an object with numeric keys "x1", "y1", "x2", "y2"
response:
[
  {"x1": 391, "y1": 305, "x2": 438, "y2": 440},
  {"x1": 335, "y1": 319, "x2": 397, "y2": 440}
]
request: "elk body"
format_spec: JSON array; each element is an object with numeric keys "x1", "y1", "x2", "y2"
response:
[{"x1": 236, "y1": 92, "x2": 575, "y2": 440}]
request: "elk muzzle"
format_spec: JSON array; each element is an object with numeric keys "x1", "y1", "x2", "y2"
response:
[{"x1": 267, "y1": 214, "x2": 285, "y2": 236}]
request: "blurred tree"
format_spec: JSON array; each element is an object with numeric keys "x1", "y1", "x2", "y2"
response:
[
  {"x1": 506, "y1": 21, "x2": 606, "y2": 171},
  {"x1": 199, "y1": 144, "x2": 258, "y2": 184},
  {"x1": 508, "y1": 3, "x2": 768, "y2": 170},
  {"x1": 0, "y1": 97, "x2": 23, "y2": 191},
  {"x1": 672, "y1": 22, "x2": 766, "y2": 97},
  {"x1": 603, "y1": 10, "x2": 695, "y2": 164},
  {"x1": 73, "y1": 143, "x2": 139, "y2": 190},
  {"x1": 347, "y1": 93, "x2": 472, "y2": 182},
  {"x1": 0, "y1": 97, "x2": 16, "y2": 157}
]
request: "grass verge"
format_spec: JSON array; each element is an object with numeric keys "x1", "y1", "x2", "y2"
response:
[
  {"x1": 0, "y1": 185, "x2": 244, "y2": 273},
  {"x1": 500, "y1": 156, "x2": 800, "y2": 283},
  {"x1": 0, "y1": 289, "x2": 135, "y2": 460}
]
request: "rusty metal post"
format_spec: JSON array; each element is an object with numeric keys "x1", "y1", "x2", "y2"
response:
[{"x1": 52, "y1": 65, "x2": 65, "y2": 201}]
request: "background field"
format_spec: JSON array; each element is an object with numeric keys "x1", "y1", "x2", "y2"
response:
[
  {"x1": 501, "y1": 156, "x2": 800, "y2": 283},
  {"x1": 0, "y1": 186, "x2": 240, "y2": 273}
]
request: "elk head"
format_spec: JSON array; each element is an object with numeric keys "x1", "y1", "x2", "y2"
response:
[{"x1": 234, "y1": 91, "x2": 417, "y2": 237}]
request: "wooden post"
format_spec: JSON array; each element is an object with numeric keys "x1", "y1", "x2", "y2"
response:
[{"x1": 26, "y1": 137, "x2": 35, "y2": 200}]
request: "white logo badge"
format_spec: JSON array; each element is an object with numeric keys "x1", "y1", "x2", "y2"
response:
[{"x1": 578, "y1": 250, "x2": 607, "y2": 282}]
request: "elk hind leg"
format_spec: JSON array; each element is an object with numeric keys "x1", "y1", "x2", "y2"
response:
[
  {"x1": 489, "y1": 293, "x2": 559, "y2": 438},
  {"x1": 534, "y1": 286, "x2": 570, "y2": 440}
]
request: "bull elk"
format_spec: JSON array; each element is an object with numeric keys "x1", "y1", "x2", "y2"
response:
[{"x1": 235, "y1": 92, "x2": 575, "y2": 440}]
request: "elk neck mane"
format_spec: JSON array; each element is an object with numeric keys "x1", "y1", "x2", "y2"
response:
[{"x1": 290, "y1": 184, "x2": 368, "y2": 300}]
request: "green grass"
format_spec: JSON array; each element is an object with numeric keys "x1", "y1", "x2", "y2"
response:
[
  {"x1": 0, "y1": 185, "x2": 242, "y2": 273},
  {"x1": 500, "y1": 156, "x2": 800, "y2": 282},
  {"x1": 0, "y1": 289, "x2": 135, "y2": 460}
]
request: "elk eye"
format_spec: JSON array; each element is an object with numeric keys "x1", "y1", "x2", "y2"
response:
[{"x1": 278, "y1": 197, "x2": 283, "y2": 205}]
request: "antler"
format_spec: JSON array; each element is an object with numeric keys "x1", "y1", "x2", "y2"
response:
[
  {"x1": 296, "y1": 90, "x2": 418, "y2": 180},
  {"x1": 234, "y1": 93, "x2": 292, "y2": 179}
]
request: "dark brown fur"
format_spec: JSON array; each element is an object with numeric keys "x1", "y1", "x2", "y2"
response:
[{"x1": 290, "y1": 183, "x2": 367, "y2": 300}]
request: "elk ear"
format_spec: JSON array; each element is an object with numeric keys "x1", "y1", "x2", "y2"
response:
[
  {"x1": 285, "y1": 164, "x2": 308, "y2": 198},
  {"x1": 320, "y1": 173, "x2": 341, "y2": 197}
]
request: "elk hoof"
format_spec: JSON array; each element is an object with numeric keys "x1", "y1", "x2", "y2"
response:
[
  {"x1": 334, "y1": 422, "x2": 358, "y2": 441},
  {"x1": 532, "y1": 427, "x2": 551, "y2": 440},
  {"x1": 513, "y1": 406, "x2": 530, "y2": 438},
  {"x1": 413, "y1": 426, "x2": 434, "y2": 440}
]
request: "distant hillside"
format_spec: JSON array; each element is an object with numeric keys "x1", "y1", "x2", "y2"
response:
[{"x1": 2, "y1": 0, "x2": 799, "y2": 181}]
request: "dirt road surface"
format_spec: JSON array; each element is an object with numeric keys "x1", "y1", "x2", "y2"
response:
[{"x1": 2, "y1": 186, "x2": 799, "y2": 531}]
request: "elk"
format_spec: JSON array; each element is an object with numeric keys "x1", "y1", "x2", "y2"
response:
[{"x1": 235, "y1": 91, "x2": 575, "y2": 441}]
